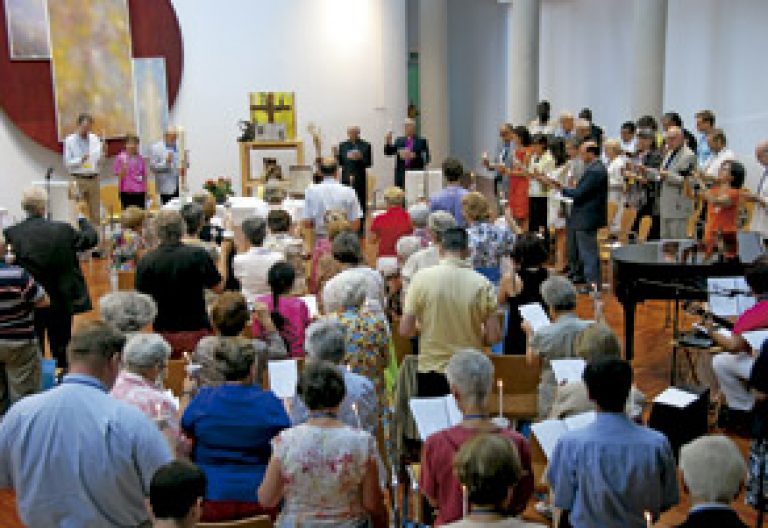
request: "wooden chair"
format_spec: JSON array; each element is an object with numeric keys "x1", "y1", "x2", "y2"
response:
[
  {"x1": 738, "y1": 199, "x2": 756, "y2": 230},
  {"x1": 165, "y1": 359, "x2": 187, "y2": 399},
  {"x1": 636, "y1": 215, "x2": 653, "y2": 242},
  {"x1": 116, "y1": 270, "x2": 135, "y2": 291},
  {"x1": 391, "y1": 316, "x2": 412, "y2": 366},
  {"x1": 615, "y1": 206, "x2": 638, "y2": 244},
  {"x1": 487, "y1": 355, "x2": 541, "y2": 421},
  {"x1": 367, "y1": 172, "x2": 377, "y2": 210},
  {"x1": 99, "y1": 183, "x2": 122, "y2": 224},
  {"x1": 596, "y1": 201, "x2": 620, "y2": 243},
  {"x1": 146, "y1": 180, "x2": 160, "y2": 212},
  {"x1": 197, "y1": 515, "x2": 272, "y2": 528}
]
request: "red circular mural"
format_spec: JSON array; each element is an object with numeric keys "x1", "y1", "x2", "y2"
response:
[{"x1": 0, "y1": 0, "x2": 183, "y2": 154}]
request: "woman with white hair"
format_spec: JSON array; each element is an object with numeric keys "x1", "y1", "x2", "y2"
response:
[
  {"x1": 99, "y1": 291, "x2": 157, "y2": 334},
  {"x1": 419, "y1": 349, "x2": 534, "y2": 526},
  {"x1": 289, "y1": 320, "x2": 378, "y2": 434},
  {"x1": 233, "y1": 215, "x2": 284, "y2": 304},
  {"x1": 110, "y1": 333, "x2": 179, "y2": 440},
  {"x1": 408, "y1": 203, "x2": 431, "y2": 247},
  {"x1": 321, "y1": 232, "x2": 386, "y2": 317},
  {"x1": 678, "y1": 435, "x2": 748, "y2": 527},
  {"x1": 370, "y1": 186, "x2": 413, "y2": 262},
  {"x1": 522, "y1": 276, "x2": 590, "y2": 418},
  {"x1": 328, "y1": 273, "x2": 390, "y2": 411}
]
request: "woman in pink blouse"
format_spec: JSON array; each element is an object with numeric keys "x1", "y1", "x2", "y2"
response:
[
  {"x1": 110, "y1": 333, "x2": 181, "y2": 453},
  {"x1": 114, "y1": 134, "x2": 147, "y2": 209}
]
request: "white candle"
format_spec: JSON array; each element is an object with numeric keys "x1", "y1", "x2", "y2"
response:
[
  {"x1": 497, "y1": 379, "x2": 503, "y2": 418},
  {"x1": 177, "y1": 126, "x2": 186, "y2": 168},
  {"x1": 462, "y1": 484, "x2": 468, "y2": 517},
  {"x1": 644, "y1": 511, "x2": 652, "y2": 528},
  {"x1": 351, "y1": 402, "x2": 362, "y2": 429}
]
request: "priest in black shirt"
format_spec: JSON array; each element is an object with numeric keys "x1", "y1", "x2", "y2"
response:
[{"x1": 336, "y1": 126, "x2": 372, "y2": 222}]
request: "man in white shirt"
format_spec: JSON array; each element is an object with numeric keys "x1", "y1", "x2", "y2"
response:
[
  {"x1": 302, "y1": 157, "x2": 362, "y2": 238},
  {"x1": 150, "y1": 128, "x2": 182, "y2": 204},
  {"x1": 749, "y1": 139, "x2": 768, "y2": 237},
  {"x1": 233, "y1": 215, "x2": 284, "y2": 305},
  {"x1": 528, "y1": 100, "x2": 556, "y2": 135},
  {"x1": 63, "y1": 113, "x2": 103, "y2": 223},
  {"x1": 701, "y1": 128, "x2": 735, "y2": 183}
]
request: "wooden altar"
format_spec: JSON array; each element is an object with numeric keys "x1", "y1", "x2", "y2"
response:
[{"x1": 238, "y1": 140, "x2": 305, "y2": 196}]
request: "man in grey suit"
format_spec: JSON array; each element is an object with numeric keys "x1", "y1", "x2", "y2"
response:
[{"x1": 659, "y1": 127, "x2": 697, "y2": 239}]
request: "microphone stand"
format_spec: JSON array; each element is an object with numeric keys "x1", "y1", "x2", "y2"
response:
[{"x1": 45, "y1": 167, "x2": 53, "y2": 220}]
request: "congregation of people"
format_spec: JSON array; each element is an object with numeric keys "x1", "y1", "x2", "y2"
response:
[{"x1": 1, "y1": 102, "x2": 768, "y2": 528}]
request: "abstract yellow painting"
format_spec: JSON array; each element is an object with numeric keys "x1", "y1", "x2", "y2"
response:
[{"x1": 48, "y1": 0, "x2": 135, "y2": 140}]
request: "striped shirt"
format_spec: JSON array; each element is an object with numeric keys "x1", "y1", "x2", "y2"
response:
[{"x1": 0, "y1": 263, "x2": 45, "y2": 340}]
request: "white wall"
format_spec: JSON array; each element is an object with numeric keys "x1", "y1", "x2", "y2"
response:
[
  {"x1": 447, "y1": 0, "x2": 508, "y2": 172},
  {"x1": 0, "y1": 0, "x2": 408, "y2": 219}
]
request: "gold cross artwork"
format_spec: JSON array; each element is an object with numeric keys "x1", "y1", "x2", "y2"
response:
[{"x1": 249, "y1": 91, "x2": 296, "y2": 139}]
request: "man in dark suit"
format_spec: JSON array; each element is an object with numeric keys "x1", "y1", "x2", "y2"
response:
[
  {"x1": 542, "y1": 141, "x2": 607, "y2": 291},
  {"x1": 336, "y1": 126, "x2": 372, "y2": 224},
  {"x1": 4, "y1": 187, "x2": 98, "y2": 371},
  {"x1": 384, "y1": 118, "x2": 430, "y2": 190},
  {"x1": 676, "y1": 435, "x2": 749, "y2": 528}
]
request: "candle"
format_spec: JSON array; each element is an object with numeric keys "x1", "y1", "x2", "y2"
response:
[
  {"x1": 462, "y1": 484, "x2": 468, "y2": 517},
  {"x1": 177, "y1": 126, "x2": 186, "y2": 168},
  {"x1": 351, "y1": 402, "x2": 362, "y2": 429},
  {"x1": 497, "y1": 379, "x2": 503, "y2": 418},
  {"x1": 644, "y1": 511, "x2": 652, "y2": 528}
]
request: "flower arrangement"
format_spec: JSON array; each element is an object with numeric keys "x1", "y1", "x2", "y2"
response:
[{"x1": 203, "y1": 177, "x2": 234, "y2": 203}]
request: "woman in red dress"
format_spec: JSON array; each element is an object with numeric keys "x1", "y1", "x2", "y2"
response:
[{"x1": 507, "y1": 126, "x2": 533, "y2": 231}]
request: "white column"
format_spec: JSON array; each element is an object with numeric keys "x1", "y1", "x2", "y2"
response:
[
  {"x1": 630, "y1": 0, "x2": 667, "y2": 118},
  {"x1": 506, "y1": 0, "x2": 540, "y2": 125},
  {"x1": 419, "y1": 0, "x2": 449, "y2": 166}
]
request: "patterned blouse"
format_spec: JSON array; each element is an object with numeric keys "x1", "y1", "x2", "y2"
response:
[
  {"x1": 111, "y1": 229, "x2": 147, "y2": 271},
  {"x1": 330, "y1": 308, "x2": 390, "y2": 409},
  {"x1": 466, "y1": 221, "x2": 516, "y2": 269},
  {"x1": 110, "y1": 371, "x2": 179, "y2": 439},
  {"x1": 273, "y1": 424, "x2": 376, "y2": 527}
]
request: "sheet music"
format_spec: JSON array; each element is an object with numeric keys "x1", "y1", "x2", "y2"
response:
[
  {"x1": 409, "y1": 396, "x2": 463, "y2": 441},
  {"x1": 532, "y1": 411, "x2": 595, "y2": 459},
  {"x1": 519, "y1": 302, "x2": 551, "y2": 332},
  {"x1": 551, "y1": 359, "x2": 587, "y2": 385},
  {"x1": 653, "y1": 387, "x2": 698, "y2": 408},
  {"x1": 268, "y1": 359, "x2": 298, "y2": 398},
  {"x1": 531, "y1": 420, "x2": 568, "y2": 460},
  {"x1": 708, "y1": 277, "x2": 755, "y2": 317},
  {"x1": 742, "y1": 330, "x2": 768, "y2": 352},
  {"x1": 563, "y1": 410, "x2": 596, "y2": 430},
  {"x1": 300, "y1": 295, "x2": 319, "y2": 319}
]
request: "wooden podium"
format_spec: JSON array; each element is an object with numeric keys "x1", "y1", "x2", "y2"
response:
[{"x1": 238, "y1": 140, "x2": 305, "y2": 196}]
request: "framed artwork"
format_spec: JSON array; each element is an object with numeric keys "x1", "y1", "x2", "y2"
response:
[
  {"x1": 133, "y1": 57, "x2": 169, "y2": 156},
  {"x1": 48, "y1": 0, "x2": 136, "y2": 140},
  {"x1": 4, "y1": 0, "x2": 50, "y2": 60},
  {"x1": 249, "y1": 91, "x2": 296, "y2": 140}
]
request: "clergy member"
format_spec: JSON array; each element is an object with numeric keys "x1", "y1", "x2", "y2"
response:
[
  {"x1": 336, "y1": 126, "x2": 372, "y2": 224},
  {"x1": 150, "y1": 127, "x2": 182, "y2": 205},
  {"x1": 384, "y1": 118, "x2": 430, "y2": 190},
  {"x1": 63, "y1": 113, "x2": 103, "y2": 223}
]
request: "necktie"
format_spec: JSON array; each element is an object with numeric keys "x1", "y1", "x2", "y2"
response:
[{"x1": 405, "y1": 137, "x2": 415, "y2": 168}]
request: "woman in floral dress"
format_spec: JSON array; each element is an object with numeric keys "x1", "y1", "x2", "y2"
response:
[
  {"x1": 258, "y1": 361, "x2": 387, "y2": 527},
  {"x1": 462, "y1": 191, "x2": 516, "y2": 285}
]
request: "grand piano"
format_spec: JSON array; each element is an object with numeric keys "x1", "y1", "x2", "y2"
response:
[{"x1": 612, "y1": 234, "x2": 764, "y2": 360}]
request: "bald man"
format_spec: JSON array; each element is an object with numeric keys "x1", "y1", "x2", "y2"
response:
[
  {"x1": 150, "y1": 128, "x2": 182, "y2": 205},
  {"x1": 659, "y1": 126, "x2": 697, "y2": 239},
  {"x1": 337, "y1": 126, "x2": 372, "y2": 223},
  {"x1": 749, "y1": 140, "x2": 768, "y2": 237}
]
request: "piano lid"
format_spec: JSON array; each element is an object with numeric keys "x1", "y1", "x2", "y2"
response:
[{"x1": 613, "y1": 232, "x2": 764, "y2": 267}]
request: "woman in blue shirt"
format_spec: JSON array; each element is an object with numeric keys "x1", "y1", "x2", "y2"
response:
[{"x1": 181, "y1": 336, "x2": 290, "y2": 522}]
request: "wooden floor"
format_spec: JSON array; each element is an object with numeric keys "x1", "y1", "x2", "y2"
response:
[{"x1": 0, "y1": 258, "x2": 762, "y2": 527}]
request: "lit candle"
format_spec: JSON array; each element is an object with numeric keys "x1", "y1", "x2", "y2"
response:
[
  {"x1": 351, "y1": 402, "x2": 362, "y2": 429},
  {"x1": 497, "y1": 379, "x2": 503, "y2": 418},
  {"x1": 644, "y1": 511, "x2": 652, "y2": 528},
  {"x1": 462, "y1": 484, "x2": 468, "y2": 517},
  {"x1": 154, "y1": 402, "x2": 163, "y2": 421}
]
